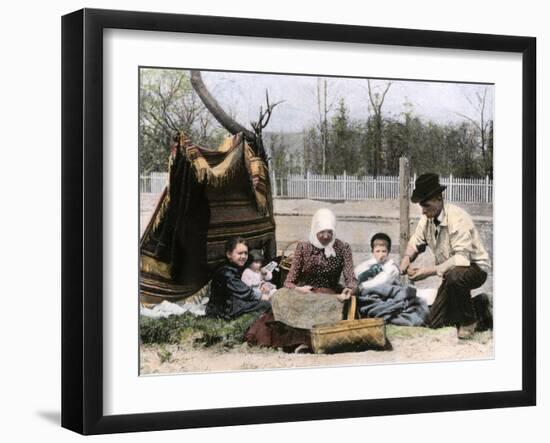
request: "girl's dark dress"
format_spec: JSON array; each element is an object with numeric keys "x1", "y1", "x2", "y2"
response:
[{"x1": 206, "y1": 263, "x2": 270, "y2": 320}]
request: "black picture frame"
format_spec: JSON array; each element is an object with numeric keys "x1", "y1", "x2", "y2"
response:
[{"x1": 61, "y1": 8, "x2": 536, "y2": 435}]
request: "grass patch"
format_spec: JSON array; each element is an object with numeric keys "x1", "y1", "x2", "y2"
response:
[
  {"x1": 157, "y1": 346, "x2": 172, "y2": 363},
  {"x1": 140, "y1": 312, "x2": 260, "y2": 349}
]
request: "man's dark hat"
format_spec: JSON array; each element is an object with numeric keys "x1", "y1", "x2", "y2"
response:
[
  {"x1": 411, "y1": 173, "x2": 447, "y2": 203},
  {"x1": 248, "y1": 249, "x2": 264, "y2": 262}
]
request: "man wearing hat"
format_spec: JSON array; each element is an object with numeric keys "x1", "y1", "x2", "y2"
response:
[{"x1": 399, "y1": 173, "x2": 491, "y2": 339}]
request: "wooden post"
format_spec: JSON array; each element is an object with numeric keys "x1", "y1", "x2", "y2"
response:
[
  {"x1": 286, "y1": 173, "x2": 298, "y2": 198},
  {"x1": 306, "y1": 170, "x2": 310, "y2": 199},
  {"x1": 343, "y1": 171, "x2": 347, "y2": 200},
  {"x1": 271, "y1": 170, "x2": 277, "y2": 197},
  {"x1": 399, "y1": 157, "x2": 410, "y2": 260}
]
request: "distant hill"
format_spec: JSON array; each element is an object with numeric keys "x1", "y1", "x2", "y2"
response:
[{"x1": 263, "y1": 131, "x2": 304, "y2": 157}]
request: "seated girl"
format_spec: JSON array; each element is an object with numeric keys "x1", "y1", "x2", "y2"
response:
[{"x1": 241, "y1": 249, "x2": 277, "y2": 297}]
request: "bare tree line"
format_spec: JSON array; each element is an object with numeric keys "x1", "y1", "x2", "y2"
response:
[
  {"x1": 269, "y1": 80, "x2": 492, "y2": 178},
  {"x1": 139, "y1": 69, "x2": 492, "y2": 179}
]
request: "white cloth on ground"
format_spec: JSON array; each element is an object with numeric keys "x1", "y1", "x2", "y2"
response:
[
  {"x1": 354, "y1": 257, "x2": 400, "y2": 291},
  {"x1": 140, "y1": 299, "x2": 208, "y2": 318}
]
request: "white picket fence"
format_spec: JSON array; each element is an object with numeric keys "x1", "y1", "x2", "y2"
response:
[
  {"x1": 273, "y1": 172, "x2": 493, "y2": 203},
  {"x1": 140, "y1": 171, "x2": 169, "y2": 194},
  {"x1": 140, "y1": 171, "x2": 493, "y2": 203}
]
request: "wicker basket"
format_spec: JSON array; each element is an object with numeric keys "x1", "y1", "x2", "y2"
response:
[
  {"x1": 278, "y1": 241, "x2": 299, "y2": 285},
  {"x1": 310, "y1": 296, "x2": 386, "y2": 354}
]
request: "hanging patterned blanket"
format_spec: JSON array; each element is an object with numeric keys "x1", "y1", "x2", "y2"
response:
[{"x1": 140, "y1": 132, "x2": 276, "y2": 304}]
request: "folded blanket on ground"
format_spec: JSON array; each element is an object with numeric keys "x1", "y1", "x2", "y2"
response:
[
  {"x1": 357, "y1": 284, "x2": 429, "y2": 326},
  {"x1": 271, "y1": 288, "x2": 345, "y2": 329}
]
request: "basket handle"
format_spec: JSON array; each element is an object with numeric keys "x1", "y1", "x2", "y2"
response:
[
  {"x1": 346, "y1": 295, "x2": 357, "y2": 321},
  {"x1": 282, "y1": 240, "x2": 300, "y2": 258}
]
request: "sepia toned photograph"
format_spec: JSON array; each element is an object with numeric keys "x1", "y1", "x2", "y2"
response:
[{"x1": 138, "y1": 68, "x2": 494, "y2": 375}]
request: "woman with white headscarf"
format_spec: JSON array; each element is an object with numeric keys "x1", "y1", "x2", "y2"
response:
[
  {"x1": 244, "y1": 208, "x2": 357, "y2": 351},
  {"x1": 284, "y1": 208, "x2": 357, "y2": 300}
]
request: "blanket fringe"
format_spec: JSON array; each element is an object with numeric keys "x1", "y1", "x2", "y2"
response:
[
  {"x1": 183, "y1": 134, "x2": 245, "y2": 187},
  {"x1": 177, "y1": 133, "x2": 269, "y2": 214},
  {"x1": 140, "y1": 254, "x2": 172, "y2": 279}
]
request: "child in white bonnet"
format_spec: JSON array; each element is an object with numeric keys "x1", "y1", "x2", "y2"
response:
[{"x1": 354, "y1": 232, "x2": 400, "y2": 291}]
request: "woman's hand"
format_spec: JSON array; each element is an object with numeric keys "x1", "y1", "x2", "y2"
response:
[
  {"x1": 295, "y1": 285, "x2": 313, "y2": 293},
  {"x1": 336, "y1": 288, "x2": 352, "y2": 302},
  {"x1": 260, "y1": 293, "x2": 271, "y2": 301}
]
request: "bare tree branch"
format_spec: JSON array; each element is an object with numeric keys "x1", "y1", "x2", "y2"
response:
[
  {"x1": 455, "y1": 112, "x2": 482, "y2": 130},
  {"x1": 154, "y1": 83, "x2": 178, "y2": 131},
  {"x1": 366, "y1": 79, "x2": 392, "y2": 177},
  {"x1": 378, "y1": 82, "x2": 393, "y2": 109},
  {"x1": 456, "y1": 85, "x2": 492, "y2": 177},
  {"x1": 189, "y1": 70, "x2": 255, "y2": 141},
  {"x1": 367, "y1": 80, "x2": 392, "y2": 112},
  {"x1": 316, "y1": 78, "x2": 331, "y2": 174},
  {"x1": 367, "y1": 80, "x2": 375, "y2": 112},
  {"x1": 256, "y1": 90, "x2": 283, "y2": 130}
]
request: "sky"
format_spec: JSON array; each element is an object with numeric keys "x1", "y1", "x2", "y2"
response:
[{"x1": 200, "y1": 70, "x2": 494, "y2": 133}]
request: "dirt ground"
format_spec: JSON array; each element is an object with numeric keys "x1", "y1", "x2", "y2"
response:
[{"x1": 140, "y1": 326, "x2": 493, "y2": 375}]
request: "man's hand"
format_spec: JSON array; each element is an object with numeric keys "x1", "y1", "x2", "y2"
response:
[
  {"x1": 400, "y1": 256, "x2": 411, "y2": 275},
  {"x1": 400, "y1": 246, "x2": 419, "y2": 275},
  {"x1": 408, "y1": 266, "x2": 436, "y2": 282}
]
